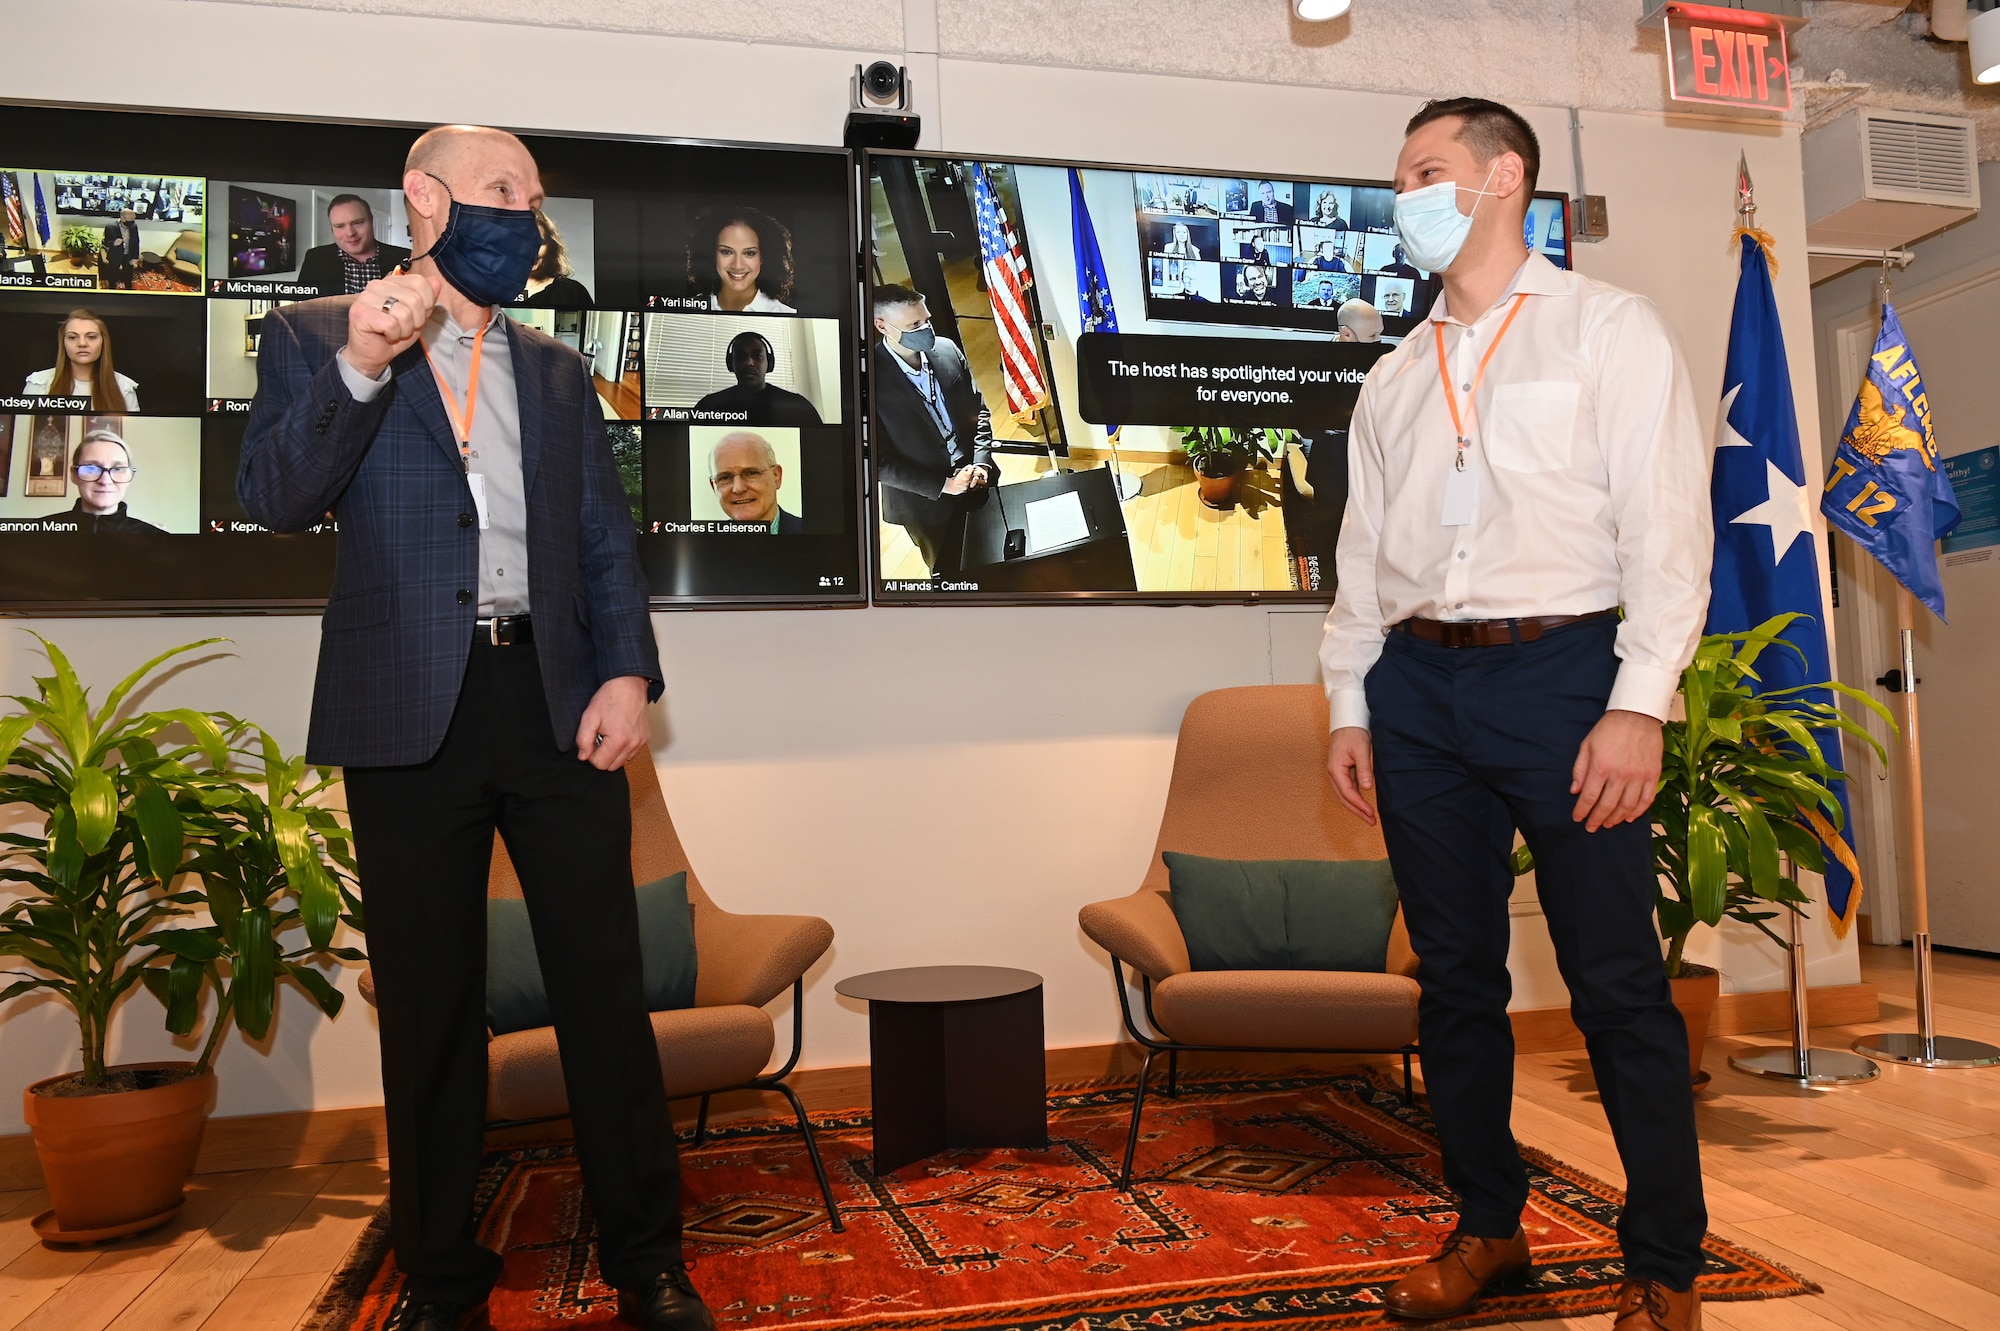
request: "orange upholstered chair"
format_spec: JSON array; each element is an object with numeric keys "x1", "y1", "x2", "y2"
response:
[
  {"x1": 1077, "y1": 684, "x2": 1421, "y2": 1188},
  {"x1": 360, "y1": 749, "x2": 841, "y2": 1225}
]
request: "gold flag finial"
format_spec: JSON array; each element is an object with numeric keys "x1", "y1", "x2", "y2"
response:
[{"x1": 1732, "y1": 151, "x2": 1778, "y2": 275}]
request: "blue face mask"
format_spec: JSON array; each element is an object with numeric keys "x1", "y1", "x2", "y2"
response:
[
  {"x1": 412, "y1": 172, "x2": 542, "y2": 307},
  {"x1": 1392, "y1": 163, "x2": 1498, "y2": 275}
]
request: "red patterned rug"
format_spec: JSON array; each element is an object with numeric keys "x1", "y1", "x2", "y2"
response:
[{"x1": 308, "y1": 1072, "x2": 1814, "y2": 1330}]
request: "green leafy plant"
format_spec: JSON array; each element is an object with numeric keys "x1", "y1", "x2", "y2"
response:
[
  {"x1": 1512, "y1": 614, "x2": 1894, "y2": 979},
  {"x1": 1178, "y1": 426, "x2": 1280, "y2": 479},
  {"x1": 145, "y1": 722, "x2": 363, "y2": 1071},
  {"x1": 59, "y1": 226, "x2": 99, "y2": 262},
  {"x1": 0, "y1": 638, "x2": 227, "y2": 1086}
]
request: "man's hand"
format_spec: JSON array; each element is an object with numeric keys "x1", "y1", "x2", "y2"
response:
[
  {"x1": 343, "y1": 270, "x2": 443, "y2": 380},
  {"x1": 1571, "y1": 709, "x2": 1663, "y2": 832},
  {"x1": 1326, "y1": 726, "x2": 1378, "y2": 827},
  {"x1": 575, "y1": 675, "x2": 651, "y2": 771},
  {"x1": 942, "y1": 466, "x2": 978, "y2": 496}
]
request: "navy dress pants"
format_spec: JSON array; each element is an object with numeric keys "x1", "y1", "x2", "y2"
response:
[{"x1": 1364, "y1": 617, "x2": 1707, "y2": 1287}]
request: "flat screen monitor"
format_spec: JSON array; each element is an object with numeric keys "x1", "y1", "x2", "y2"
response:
[{"x1": 0, "y1": 103, "x2": 864, "y2": 610}]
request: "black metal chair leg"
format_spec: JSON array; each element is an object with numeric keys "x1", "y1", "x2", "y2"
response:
[
  {"x1": 771, "y1": 1080, "x2": 844, "y2": 1232},
  {"x1": 693, "y1": 1093, "x2": 712, "y2": 1147},
  {"x1": 1402, "y1": 1052, "x2": 1414, "y2": 1105},
  {"x1": 1165, "y1": 1049, "x2": 1179, "y2": 1098},
  {"x1": 1119, "y1": 1047, "x2": 1159, "y2": 1193}
]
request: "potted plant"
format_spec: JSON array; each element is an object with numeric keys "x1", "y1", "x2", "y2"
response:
[
  {"x1": 0, "y1": 638, "x2": 361, "y2": 1243},
  {"x1": 1178, "y1": 426, "x2": 1278, "y2": 509},
  {"x1": 1514, "y1": 613, "x2": 1890, "y2": 1083},
  {"x1": 59, "y1": 225, "x2": 98, "y2": 267}
]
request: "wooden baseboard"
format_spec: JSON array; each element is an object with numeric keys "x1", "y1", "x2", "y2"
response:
[{"x1": 0, "y1": 981, "x2": 1876, "y2": 1189}]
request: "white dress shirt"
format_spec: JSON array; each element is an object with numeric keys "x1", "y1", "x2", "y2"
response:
[
  {"x1": 1320, "y1": 251, "x2": 1712, "y2": 730},
  {"x1": 707, "y1": 290, "x2": 796, "y2": 314}
]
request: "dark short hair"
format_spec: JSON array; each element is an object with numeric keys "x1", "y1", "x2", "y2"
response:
[
  {"x1": 686, "y1": 205, "x2": 795, "y2": 302},
  {"x1": 872, "y1": 284, "x2": 925, "y2": 321},
  {"x1": 1405, "y1": 97, "x2": 1541, "y2": 195},
  {"x1": 326, "y1": 193, "x2": 373, "y2": 220}
]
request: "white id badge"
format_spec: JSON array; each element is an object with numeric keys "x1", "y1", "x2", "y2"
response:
[
  {"x1": 1440, "y1": 466, "x2": 1477, "y2": 526},
  {"x1": 467, "y1": 472, "x2": 492, "y2": 530}
]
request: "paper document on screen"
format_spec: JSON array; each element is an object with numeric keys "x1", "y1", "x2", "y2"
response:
[{"x1": 1025, "y1": 491, "x2": 1090, "y2": 550}]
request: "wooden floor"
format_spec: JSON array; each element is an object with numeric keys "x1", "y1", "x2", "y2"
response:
[{"x1": 4, "y1": 944, "x2": 1998, "y2": 1329}]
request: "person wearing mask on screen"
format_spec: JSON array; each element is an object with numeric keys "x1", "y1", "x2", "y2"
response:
[
  {"x1": 870, "y1": 285, "x2": 994, "y2": 578},
  {"x1": 24, "y1": 309, "x2": 140, "y2": 411},
  {"x1": 297, "y1": 195, "x2": 412, "y2": 296},
  {"x1": 707, "y1": 430, "x2": 799, "y2": 532},
  {"x1": 1160, "y1": 222, "x2": 1202, "y2": 260},
  {"x1": 61, "y1": 427, "x2": 163, "y2": 534},
  {"x1": 238, "y1": 124, "x2": 710, "y2": 1331},
  {"x1": 99, "y1": 209, "x2": 141, "y2": 290},
  {"x1": 692, "y1": 331, "x2": 822, "y2": 426},
  {"x1": 1250, "y1": 180, "x2": 1293, "y2": 225},
  {"x1": 1321, "y1": 98, "x2": 1709, "y2": 1331},
  {"x1": 519, "y1": 208, "x2": 593, "y2": 308},
  {"x1": 1334, "y1": 298, "x2": 1383, "y2": 342},
  {"x1": 687, "y1": 205, "x2": 797, "y2": 314}
]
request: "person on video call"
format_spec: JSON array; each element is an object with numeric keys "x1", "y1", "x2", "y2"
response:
[
  {"x1": 238, "y1": 124, "x2": 711, "y2": 1331},
  {"x1": 707, "y1": 431, "x2": 799, "y2": 532},
  {"x1": 519, "y1": 208, "x2": 593, "y2": 308},
  {"x1": 24, "y1": 309, "x2": 140, "y2": 411},
  {"x1": 687, "y1": 205, "x2": 797, "y2": 313},
  {"x1": 100, "y1": 209, "x2": 141, "y2": 290},
  {"x1": 1235, "y1": 265, "x2": 1278, "y2": 304},
  {"x1": 1175, "y1": 266, "x2": 1210, "y2": 302},
  {"x1": 1160, "y1": 222, "x2": 1202, "y2": 260},
  {"x1": 62, "y1": 427, "x2": 163, "y2": 534},
  {"x1": 297, "y1": 194, "x2": 413, "y2": 297},
  {"x1": 1381, "y1": 241, "x2": 1423, "y2": 281},
  {"x1": 1310, "y1": 239, "x2": 1351, "y2": 273},
  {"x1": 692, "y1": 331, "x2": 821, "y2": 426},
  {"x1": 1310, "y1": 190, "x2": 1350, "y2": 230},
  {"x1": 1301, "y1": 275, "x2": 1343, "y2": 308},
  {"x1": 1322, "y1": 98, "x2": 1710, "y2": 1331},
  {"x1": 870, "y1": 284, "x2": 994, "y2": 578},
  {"x1": 1250, "y1": 180, "x2": 1293, "y2": 225}
]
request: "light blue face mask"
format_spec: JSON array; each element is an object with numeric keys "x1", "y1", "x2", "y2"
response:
[{"x1": 1391, "y1": 163, "x2": 1499, "y2": 274}]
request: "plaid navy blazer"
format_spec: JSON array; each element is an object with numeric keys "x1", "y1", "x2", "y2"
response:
[{"x1": 238, "y1": 296, "x2": 662, "y2": 769}]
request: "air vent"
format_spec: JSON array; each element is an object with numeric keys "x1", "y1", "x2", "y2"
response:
[{"x1": 1861, "y1": 112, "x2": 1979, "y2": 206}]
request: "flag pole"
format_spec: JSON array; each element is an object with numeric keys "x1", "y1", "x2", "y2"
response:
[{"x1": 1850, "y1": 587, "x2": 2000, "y2": 1068}]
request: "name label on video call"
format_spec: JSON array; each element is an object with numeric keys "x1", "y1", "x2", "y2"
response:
[{"x1": 1074, "y1": 333, "x2": 1387, "y2": 430}]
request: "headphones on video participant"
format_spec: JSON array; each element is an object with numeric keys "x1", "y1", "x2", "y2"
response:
[{"x1": 725, "y1": 331, "x2": 776, "y2": 374}]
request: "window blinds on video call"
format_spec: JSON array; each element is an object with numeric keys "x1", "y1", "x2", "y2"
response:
[{"x1": 0, "y1": 104, "x2": 862, "y2": 609}]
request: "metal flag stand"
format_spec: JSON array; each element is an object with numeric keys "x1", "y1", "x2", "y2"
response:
[
  {"x1": 1850, "y1": 587, "x2": 2000, "y2": 1069},
  {"x1": 1723, "y1": 154, "x2": 1880, "y2": 1087}
]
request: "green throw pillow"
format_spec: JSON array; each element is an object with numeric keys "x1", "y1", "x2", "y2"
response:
[
  {"x1": 486, "y1": 871, "x2": 699, "y2": 1035},
  {"x1": 1162, "y1": 852, "x2": 1398, "y2": 973}
]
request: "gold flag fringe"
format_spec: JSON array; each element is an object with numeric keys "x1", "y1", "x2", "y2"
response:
[{"x1": 1733, "y1": 226, "x2": 1780, "y2": 277}]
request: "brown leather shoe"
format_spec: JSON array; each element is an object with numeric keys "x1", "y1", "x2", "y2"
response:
[
  {"x1": 1612, "y1": 1278, "x2": 1702, "y2": 1330},
  {"x1": 1382, "y1": 1226, "x2": 1532, "y2": 1320}
]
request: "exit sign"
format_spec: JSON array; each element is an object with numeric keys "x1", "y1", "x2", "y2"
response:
[{"x1": 1664, "y1": 3, "x2": 1794, "y2": 112}]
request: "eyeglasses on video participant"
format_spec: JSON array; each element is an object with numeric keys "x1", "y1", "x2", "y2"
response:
[
  {"x1": 24, "y1": 308, "x2": 140, "y2": 411},
  {"x1": 237, "y1": 123, "x2": 711, "y2": 1331},
  {"x1": 62, "y1": 427, "x2": 163, "y2": 534},
  {"x1": 707, "y1": 431, "x2": 799, "y2": 532},
  {"x1": 692, "y1": 331, "x2": 822, "y2": 426},
  {"x1": 686, "y1": 205, "x2": 796, "y2": 314},
  {"x1": 1321, "y1": 96, "x2": 1710, "y2": 1331},
  {"x1": 870, "y1": 284, "x2": 994, "y2": 579},
  {"x1": 297, "y1": 194, "x2": 412, "y2": 296}
]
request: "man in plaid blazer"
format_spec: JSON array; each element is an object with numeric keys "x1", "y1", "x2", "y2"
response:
[{"x1": 239, "y1": 125, "x2": 709, "y2": 1331}]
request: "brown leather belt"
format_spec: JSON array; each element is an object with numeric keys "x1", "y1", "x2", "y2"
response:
[{"x1": 1396, "y1": 609, "x2": 1619, "y2": 649}]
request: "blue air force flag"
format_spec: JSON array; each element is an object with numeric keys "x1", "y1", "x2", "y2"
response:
[
  {"x1": 1068, "y1": 168, "x2": 1119, "y2": 441},
  {"x1": 1821, "y1": 303, "x2": 1961, "y2": 620},
  {"x1": 1710, "y1": 234, "x2": 1863, "y2": 934}
]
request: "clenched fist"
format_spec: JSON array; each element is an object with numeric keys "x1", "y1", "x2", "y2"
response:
[{"x1": 343, "y1": 270, "x2": 444, "y2": 380}]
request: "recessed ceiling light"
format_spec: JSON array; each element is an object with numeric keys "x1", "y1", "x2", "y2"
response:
[
  {"x1": 1294, "y1": 0, "x2": 1353, "y2": 20},
  {"x1": 1973, "y1": 5, "x2": 2000, "y2": 84}
]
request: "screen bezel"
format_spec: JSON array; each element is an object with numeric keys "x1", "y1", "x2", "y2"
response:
[
  {"x1": 0, "y1": 98, "x2": 869, "y2": 614},
  {"x1": 862, "y1": 148, "x2": 1573, "y2": 608}
]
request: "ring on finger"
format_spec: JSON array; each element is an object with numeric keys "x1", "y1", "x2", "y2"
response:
[{"x1": 380, "y1": 295, "x2": 399, "y2": 312}]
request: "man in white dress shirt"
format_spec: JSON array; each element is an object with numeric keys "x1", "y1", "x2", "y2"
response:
[{"x1": 1321, "y1": 99, "x2": 1711, "y2": 1331}]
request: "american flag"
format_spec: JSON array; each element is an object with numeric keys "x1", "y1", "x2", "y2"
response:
[
  {"x1": 971, "y1": 164, "x2": 1048, "y2": 422},
  {"x1": 2, "y1": 173, "x2": 22, "y2": 245}
]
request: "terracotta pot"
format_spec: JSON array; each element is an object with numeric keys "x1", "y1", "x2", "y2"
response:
[
  {"x1": 1195, "y1": 467, "x2": 1241, "y2": 510},
  {"x1": 23, "y1": 1061, "x2": 216, "y2": 1235},
  {"x1": 1667, "y1": 964, "x2": 1721, "y2": 1085}
]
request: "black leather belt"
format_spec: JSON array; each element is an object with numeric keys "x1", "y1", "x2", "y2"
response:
[
  {"x1": 475, "y1": 614, "x2": 533, "y2": 646},
  {"x1": 1396, "y1": 609, "x2": 1618, "y2": 648}
]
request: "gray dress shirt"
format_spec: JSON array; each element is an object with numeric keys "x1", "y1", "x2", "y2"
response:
[{"x1": 338, "y1": 308, "x2": 530, "y2": 615}]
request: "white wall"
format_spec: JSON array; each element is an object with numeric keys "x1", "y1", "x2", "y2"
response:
[{"x1": 0, "y1": 0, "x2": 1847, "y2": 1133}]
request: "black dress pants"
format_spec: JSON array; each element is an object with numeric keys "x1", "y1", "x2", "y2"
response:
[
  {"x1": 345, "y1": 637, "x2": 683, "y2": 1305},
  {"x1": 1364, "y1": 617, "x2": 1707, "y2": 1288}
]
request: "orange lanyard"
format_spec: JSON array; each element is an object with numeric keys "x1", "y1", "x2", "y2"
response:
[
  {"x1": 1434, "y1": 293, "x2": 1528, "y2": 472},
  {"x1": 422, "y1": 322, "x2": 489, "y2": 466}
]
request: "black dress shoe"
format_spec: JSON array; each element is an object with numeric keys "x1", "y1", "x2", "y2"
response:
[
  {"x1": 621, "y1": 1264, "x2": 716, "y2": 1331},
  {"x1": 389, "y1": 1295, "x2": 473, "y2": 1331}
]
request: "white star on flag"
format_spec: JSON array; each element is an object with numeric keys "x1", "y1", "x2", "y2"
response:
[
  {"x1": 1716, "y1": 383, "x2": 1751, "y2": 448},
  {"x1": 1730, "y1": 458, "x2": 1816, "y2": 566}
]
